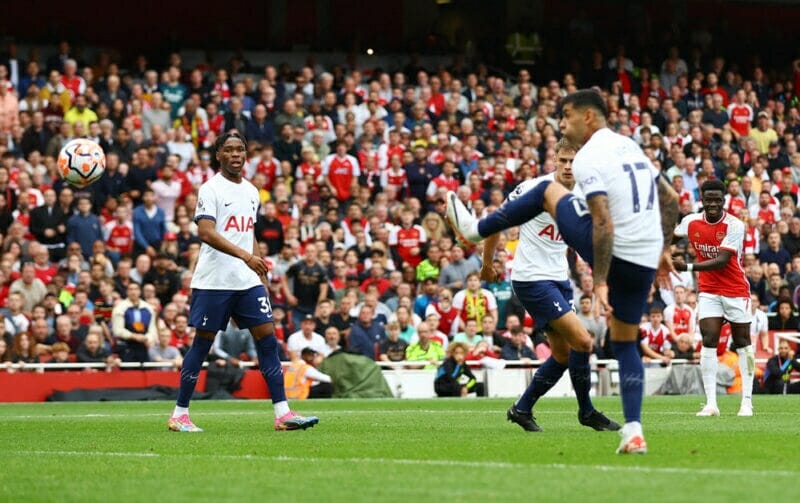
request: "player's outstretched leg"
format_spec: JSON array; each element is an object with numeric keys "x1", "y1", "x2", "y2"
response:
[
  {"x1": 569, "y1": 350, "x2": 621, "y2": 431},
  {"x1": 252, "y1": 330, "x2": 319, "y2": 431},
  {"x1": 444, "y1": 181, "x2": 564, "y2": 244},
  {"x1": 168, "y1": 334, "x2": 215, "y2": 432}
]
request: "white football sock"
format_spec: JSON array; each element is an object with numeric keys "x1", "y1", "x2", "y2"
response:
[
  {"x1": 737, "y1": 345, "x2": 755, "y2": 408},
  {"x1": 172, "y1": 405, "x2": 189, "y2": 418},
  {"x1": 700, "y1": 346, "x2": 718, "y2": 408},
  {"x1": 274, "y1": 400, "x2": 290, "y2": 418}
]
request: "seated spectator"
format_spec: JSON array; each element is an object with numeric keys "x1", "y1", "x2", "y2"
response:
[
  {"x1": 378, "y1": 320, "x2": 408, "y2": 362},
  {"x1": 404, "y1": 321, "x2": 445, "y2": 369},
  {"x1": 639, "y1": 305, "x2": 674, "y2": 365},
  {"x1": 149, "y1": 325, "x2": 183, "y2": 370},
  {"x1": 466, "y1": 340, "x2": 504, "y2": 369},
  {"x1": 347, "y1": 304, "x2": 384, "y2": 359},
  {"x1": 286, "y1": 314, "x2": 328, "y2": 359},
  {"x1": 671, "y1": 333, "x2": 700, "y2": 362},
  {"x1": 434, "y1": 342, "x2": 485, "y2": 397},
  {"x1": 0, "y1": 338, "x2": 12, "y2": 372},
  {"x1": 768, "y1": 297, "x2": 799, "y2": 330},
  {"x1": 111, "y1": 282, "x2": 158, "y2": 363},
  {"x1": 500, "y1": 326, "x2": 536, "y2": 362},
  {"x1": 453, "y1": 318, "x2": 484, "y2": 349},
  {"x1": 76, "y1": 327, "x2": 120, "y2": 370},
  {"x1": 10, "y1": 332, "x2": 39, "y2": 367},
  {"x1": 763, "y1": 340, "x2": 800, "y2": 394},
  {"x1": 324, "y1": 326, "x2": 342, "y2": 354},
  {"x1": 48, "y1": 341, "x2": 72, "y2": 364}
]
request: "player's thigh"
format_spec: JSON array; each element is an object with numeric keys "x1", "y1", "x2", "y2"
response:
[
  {"x1": 554, "y1": 194, "x2": 594, "y2": 263},
  {"x1": 231, "y1": 285, "x2": 275, "y2": 332},
  {"x1": 697, "y1": 294, "x2": 727, "y2": 344},
  {"x1": 607, "y1": 258, "x2": 655, "y2": 326},
  {"x1": 511, "y1": 280, "x2": 574, "y2": 330},
  {"x1": 189, "y1": 289, "x2": 235, "y2": 333},
  {"x1": 548, "y1": 312, "x2": 593, "y2": 354}
]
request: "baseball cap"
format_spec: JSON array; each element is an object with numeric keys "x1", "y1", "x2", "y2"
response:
[
  {"x1": 782, "y1": 167, "x2": 792, "y2": 174},
  {"x1": 300, "y1": 347, "x2": 318, "y2": 358},
  {"x1": 758, "y1": 111, "x2": 769, "y2": 119},
  {"x1": 302, "y1": 314, "x2": 316, "y2": 322},
  {"x1": 164, "y1": 232, "x2": 178, "y2": 241}
]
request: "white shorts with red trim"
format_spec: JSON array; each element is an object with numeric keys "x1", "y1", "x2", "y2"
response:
[{"x1": 697, "y1": 293, "x2": 752, "y2": 323}]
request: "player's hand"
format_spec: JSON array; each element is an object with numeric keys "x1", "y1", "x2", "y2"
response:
[
  {"x1": 480, "y1": 266, "x2": 497, "y2": 283},
  {"x1": 656, "y1": 250, "x2": 677, "y2": 290},
  {"x1": 244, "y1": 254, "x2": 269, "y2": 276},
  {"x1": 672, "y1": 255, "x2": 686, "y2": 271},
  {"x1": 593, "y1": 282, "x2": 611, "y2": 319}
]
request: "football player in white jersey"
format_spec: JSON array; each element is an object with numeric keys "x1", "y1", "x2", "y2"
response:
[
  {"x1": 445, "y1": 90, "x2": 679, "y2": 454},
  {"x1": 482, "y1": 139, "x2": 620, "y2": 432},
  {"x1": 168, "y1": 132, "x2": 318, "y2": 433}
]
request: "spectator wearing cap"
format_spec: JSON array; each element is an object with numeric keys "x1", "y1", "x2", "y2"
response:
[
  {"x1": 286, "y1": 314, "x2": 328, "y2": 360},
  {"x1": 284, "y1": 347, "x2": 333, "y2": 400},
  {"x1": 751, "y1": 111, "x2": 778, "y2": 155},
  {"x1": 767, "y1": 141, "x2": 791, "y2": 176}
]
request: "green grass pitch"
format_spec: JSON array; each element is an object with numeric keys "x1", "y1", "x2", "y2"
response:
[{"x1": 1, "y1": 395, "x2": 797, "y2": 502}]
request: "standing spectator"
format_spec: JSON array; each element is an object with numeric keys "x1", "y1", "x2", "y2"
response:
[
  {"x1": 273, "y1": 123, "x2": 302, "y2": 169},
  {"x1": 133, "y1": 188, "x2": 166, "y2": 258},
  {"x1": 452, "y1": 272, "x2": 498, "y2": 327},
  {"x1": 29, "y1": 188, "x2": 67, "y2": 261},
  {"x1": 389, "y1": 206, "x2": 427, "y2": 268},
  {"x1": 438, "y1": 246, "x2": 479, "y2": 290},
  {"x1": 151, "y1": 163, "x2": 181, "y2": 223},
  {"x1": 254, "y1": 202, "x2": 284, "y2": 254},
  {"x1": 66, "y1": 196, "x2": 103, "y2": 259},
  {"x1": 142, "y1": 92, "x2": 171, "y2": 140},
  {"x1": 282, "y1": 245, "x2": 329, "y2": 330},
  {"x1": 111, "y1": 282, "x2": 157, "y2": 363},
  {"x1": 159, "y1": 66, "x2": 186, "y2": 120},
  {"x1": 750, "y1": 112, "x2": 778, "y2": 155},
  {"x1": 727, "y1": 89, "x2": 753, "y2": 139}
]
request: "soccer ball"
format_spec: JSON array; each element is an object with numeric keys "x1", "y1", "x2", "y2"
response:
[{"x1": 57, "y1": 138, "x2": 106, "y2": 188}]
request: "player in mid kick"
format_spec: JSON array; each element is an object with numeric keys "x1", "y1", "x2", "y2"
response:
[
  {"x1": 482, "y1": 138, "x2": 620, "y2": 433},
  {"x1": 673, "y1": 179, "x2": 754, "y2": 417},
  {"x1": 445, "y1": 90, "x2": 679, "y2": 454},
  {"x1": 168, "y1": 132, "x2": 318, "y2": 432}
]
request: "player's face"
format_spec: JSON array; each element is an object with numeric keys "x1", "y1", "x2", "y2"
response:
[
  {"x1": 217, "y1": 137, "x2": 247, "y2": 180},
  {"x1": 559, "y1": 104, "x2": 589, "y2": 146},
  {"x1": 701, "y1": 189, "x2": 724, "y2": 222},
  {"x1": 555, "y1": 149, "x2": 576, "y2": 188}
]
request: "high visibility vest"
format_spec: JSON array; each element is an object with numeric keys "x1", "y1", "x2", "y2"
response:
[{"x1": 283, "y1": 362, "x2": 311, "y2": 400}]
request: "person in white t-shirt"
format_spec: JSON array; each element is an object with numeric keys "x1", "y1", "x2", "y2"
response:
[
  {"x1": 286, "y1": 315, "x2": 330, "y2": 359},
  {"x1": 167, "y1": 132, "x2": 318, "y2": 433}
]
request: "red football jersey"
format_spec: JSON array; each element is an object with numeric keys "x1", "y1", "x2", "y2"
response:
[
  {"x1": 323, "y1": 154, "x2": 360, "y2": 201},
  {"x1": 105, "y1": 222, "x2": 134, "y2": 255},
  {"x1": 675, "y1": 212, "x2": 750, "y2": 298},
  {"x1": 388, "y1": 225, "x2": 427, "y2": 267},
  {"x1": 727, "y1": 104, "x2": 752, "y2": 137},
  {"x1": 640, "y1": 322, "x2": 671, "y2": 354},
  {"x1": 663, "y1": 304, "x2": 693, "y2": 340}
]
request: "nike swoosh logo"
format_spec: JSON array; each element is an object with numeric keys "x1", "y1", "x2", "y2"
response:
[{"x1": 224, "y1": 202, "x2": 232, "y2": 207}]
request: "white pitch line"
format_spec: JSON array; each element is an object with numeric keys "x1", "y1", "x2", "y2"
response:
[
  {"x1": 6, "y1": 450, "x2": 799, "y2": 478},
  {"x1": 1, "y1": 409, "x2": 796, "y2": 420}
]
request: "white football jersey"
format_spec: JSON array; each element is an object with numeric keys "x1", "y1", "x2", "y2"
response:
[
  {"x1": 574, "y1": 128, "x2": 663, "y2": 268},
  {"x1": 191, "y1": 173, "x2": 263, "y2": 290},
  {"x1": 509, "y1": 173, "x2": 583, "y2": 282}
]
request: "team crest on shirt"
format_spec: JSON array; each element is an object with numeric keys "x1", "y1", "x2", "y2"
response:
[
  {"x1": 198, "y1": 198, "x2": 204, "y2": 210},
  {"x1": 693, "y1": 232, "x2": 700, "y2": 238},
  {"x1": 715, "y1": 231, "x2": 725, "y2": 241}
]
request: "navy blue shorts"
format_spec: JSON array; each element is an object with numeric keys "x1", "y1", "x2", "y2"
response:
[
  {"x1": 189, "y1": 285, "x2": 274, "y2": 332},
  {"x1": 511, "y1": 279, "x2": 574, "y2": 329},
  {"x1": 554, "y1": 193, "x2": 655, "y2": 325}
]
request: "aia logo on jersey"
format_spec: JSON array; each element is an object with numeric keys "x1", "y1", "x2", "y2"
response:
[
  {"x1": 224, "y1": 216, "x2": 255, "y2": 232},
  {"x1": 538, "y1": 224, "x2": 562, "y2": 241}
]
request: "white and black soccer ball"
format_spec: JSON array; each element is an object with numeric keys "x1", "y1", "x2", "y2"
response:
[{"x1": 57, "y1": 138, "x2": 106, "y2": 188}]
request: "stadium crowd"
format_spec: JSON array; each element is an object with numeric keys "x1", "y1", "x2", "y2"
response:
[{"x1": 0, "y1": 39, "x2": 798, "y2": 394}]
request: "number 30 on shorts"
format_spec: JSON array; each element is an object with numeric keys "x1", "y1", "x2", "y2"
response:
[{"x1": 258, "y1": 296, "x2": 273, "y2": 317}]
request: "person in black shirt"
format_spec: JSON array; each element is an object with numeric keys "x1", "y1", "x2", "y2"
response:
[
  {"x1": 254, "y1": 201, "x2": 285, "y2": 254},
  {"x1": 282, "y1": 245, "x2": 329, "y2": 330},
  {"x1": 143, "y1": 254, "x2": 180, "y2": 307}
]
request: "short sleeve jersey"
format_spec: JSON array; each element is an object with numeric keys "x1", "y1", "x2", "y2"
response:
[
  {"x1": 191, "y1": 173, "x2": 262, "y2": 290},
  {"x1": 508, "y1": 173, "x2": 584, "y2": 282},
  {"x1": 640, "y1": 322, "x2": 671, "y2": 354},
  {"x1": 674, "y1": 212, "x2": 750, "y2": 298},
  {"x1": 573, "y1": 128, "x2": 663, "y2": 268}
]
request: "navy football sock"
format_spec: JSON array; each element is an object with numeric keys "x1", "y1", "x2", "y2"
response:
[
  {"x1": 177, "y1": 336, "x2": 214, "y2": 408},
  {"x1": 478, "y1": 179, "x2": 550, "y2": 237},
  {"x1": 515, "y1": 356, "x2": 567, "y2": 412},
  {"x1": 255, "y1": 335, "x2": 287, "y2": 403},
  {"x1": 568, "y1": 350, "x2": 594, "y2": 417},
  {"x1": 611, "y1": 341, "x2": 644, "y2": 423}
]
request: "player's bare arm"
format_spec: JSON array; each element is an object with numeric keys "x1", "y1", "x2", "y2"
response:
[
  {"x1": 673, "y1": 249, "x2": 734, "y2": 272},
  {"x1": 480, "y1": 232, "x2": 501, "y2": 282},
  {"x1": 586, "y1": 193, "x2": 613, "y2": 312},
  {"x1": 196, "y1": 218, "x2": 268, "y2": 277}
]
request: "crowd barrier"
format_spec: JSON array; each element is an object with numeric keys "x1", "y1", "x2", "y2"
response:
[{"x1": 2, "y1": 358, "x2": 774, "y2": 402}]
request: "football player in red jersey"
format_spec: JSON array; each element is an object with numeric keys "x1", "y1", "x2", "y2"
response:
[{"x1": 673, "y1": 179, "x2": 754, "y2": 417}]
